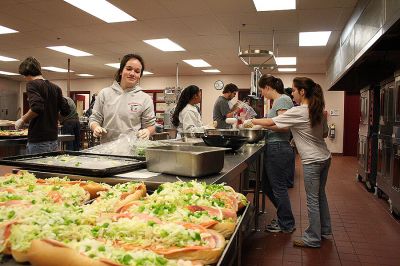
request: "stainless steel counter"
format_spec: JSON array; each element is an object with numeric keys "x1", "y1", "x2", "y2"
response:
[{"x1": 0, "y1": 134, "x2": 75, "y2": 158}]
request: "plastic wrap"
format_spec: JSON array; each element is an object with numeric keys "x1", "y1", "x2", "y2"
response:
[{"x1": 85, "y1": 133, "x2": 169, "y2": 157}]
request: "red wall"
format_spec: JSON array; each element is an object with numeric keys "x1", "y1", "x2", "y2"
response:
[{"x1": 343, "y1": 92, "x2": 361, "y2": 156}]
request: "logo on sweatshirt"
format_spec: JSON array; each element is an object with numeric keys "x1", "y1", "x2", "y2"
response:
[{"x1": 128, "y1": 102, "x2": 142, "y2": 113}]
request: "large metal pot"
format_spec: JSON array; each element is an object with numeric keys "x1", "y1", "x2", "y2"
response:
[
  {"x1": 238, "y1": 128, "x2": 266, "y2": 144},
  {"x1": 204, "y1": 129, "x2": 239, "y2": 136}
]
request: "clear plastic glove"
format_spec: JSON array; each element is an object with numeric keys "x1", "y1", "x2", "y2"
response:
[
  {"x1": 14, "y1": 118, "x2": 25, "y2": 130},
  {"x1": 204, "y1": 121, "x2": 217, "y2": 129},
  {"x1": 93, "y1": 126, "x2": 107, "y2": 138},
  {"x1": 137, "y1": 128, "x2": 150, "y2": 140},
  {"x1": 242, "y1": 119, "x2": 254, "y2": 128},
  {"x1": 232, "y1": 102, "x2": 240, "y2": 111}
]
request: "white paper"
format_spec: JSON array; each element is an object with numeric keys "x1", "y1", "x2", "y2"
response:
[{"x1": 114, "y1": 169, "x2": 160, "y2": 179}]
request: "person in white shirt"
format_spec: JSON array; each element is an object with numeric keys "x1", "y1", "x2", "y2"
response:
[
  {"x1": 245, "y1": 77, "x2": 331, "y2": 248},
  {"x1": 172, "y1": 85, "x2": 204, "y2": 137},
  {"x1": 89, "y1": 54, "x2": 156, "y2": 143}
]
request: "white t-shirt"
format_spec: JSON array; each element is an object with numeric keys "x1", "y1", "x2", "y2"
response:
[{"x1": 272, "y1": 105, "x2": 331, "y2": 164}]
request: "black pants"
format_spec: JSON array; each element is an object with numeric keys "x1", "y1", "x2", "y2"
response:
[{"x1": 61, "y1": 119, "x2": 81, "y2": 151}]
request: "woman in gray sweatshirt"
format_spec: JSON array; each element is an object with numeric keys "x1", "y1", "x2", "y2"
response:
[{"x1": 89, "y1": 54, "x2": 156, "y2": 143}]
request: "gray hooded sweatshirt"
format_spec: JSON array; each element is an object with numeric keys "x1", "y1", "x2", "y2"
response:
[{"x1": 89, "y1": 81, "x2": 155, "y2": 143}]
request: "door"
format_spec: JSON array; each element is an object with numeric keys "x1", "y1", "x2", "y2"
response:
[
  {"x1": 344, "y1": 92, "x2": 361, "y2": 156},
  {"x1": 395, "y1": 77, "x2": 400, "y2": 124}
]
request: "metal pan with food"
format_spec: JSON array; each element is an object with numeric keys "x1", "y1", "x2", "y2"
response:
[
  {"x1": 0, "y1": 129, "x2": 28, "y2": 139},
  {"x1": 0, "y1": 151, "x2": 146, "y2": 177}
]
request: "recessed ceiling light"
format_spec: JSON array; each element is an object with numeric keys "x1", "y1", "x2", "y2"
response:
[
  {"x1": 299, "y1": 31, "x2": 331, "y2": 46},
  {"x1": 275, "y1": 57, "x2": 296, "y2": 66},
  {"x1": 0, "y1": 70, "x2": 19, "y2": 75},
  {"x1": 0, "y1": 25, "x2": 18, "y2": 34},
  {"x1": 105, "y1": 63, "x2": 120, "y2": 69},
  {"x1": 47, "y1": 46, "x2": 93, "y2": 56},
  {"x1": 183, "y1": 59, "x2": 211, "y2": 68},
  {"x1": 253, "y1": 0, "x2": 295, "y2": 11},
  {"x1": 142, "y1": 71, "x2": 153, "y2": 75},
  {"x1": 42, "y1": 67, "x2": 73, "y2": 73},
  {"x1": 76, "y1": 74, "x2": 94, "y2": 77},
  {"x1": 278, "y1": 68, "x2": 296, "y2": 72},
  {"x1": 64, "y1": 0, "x2": 135, "y2": 23},
  {"x1": 143, "y1": 38, "x2": 185, "y2": 52},
  {"x1": 0, "y1": 55, "x2": 18, "y2": 61},
  {"x1": 202, "y1": 69, "x2": 220, "y2": 73}
]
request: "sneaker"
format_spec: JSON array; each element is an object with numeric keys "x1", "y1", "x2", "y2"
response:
[
  {"x1": 293, "y1": 239, "x2": 319, "y2": 248},
  {"x1": 321, "y1": 234, "x2": 333, "y2": 240},
  {"x1": 266, "y1": 223, "x2": 295, "y2": 233}
]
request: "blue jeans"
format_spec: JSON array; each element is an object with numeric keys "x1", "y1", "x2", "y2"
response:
[
  {"x1": 61, "y1": 120, "x2": 81, "y2": 151},
  {"x1": 302, "y1": 158, "x2": 332, "y2": 247},
  {"x1": 27, "y1": 140, "x2": 58, "y2": 154},
  {"x1": 263, "y1": 141, "x2": 295, "y2": 231}
]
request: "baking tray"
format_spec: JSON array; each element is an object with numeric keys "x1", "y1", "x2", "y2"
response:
[
  {"x1": 217, "y1": 203, "x2": 251, "y2": 266},
  {"x1": 0, "y1": 130, "x2": 28, "y2": 139},
  {"x1": 145, "y1": 145, "x2": 228, "y2": 177},
  {"x1": 0, "y1": 151, "x2": 146, "y2": 177}
]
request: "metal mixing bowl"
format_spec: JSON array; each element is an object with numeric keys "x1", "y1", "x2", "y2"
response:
[
  {"x1": 204, "y1": 129, "x2": 239, "y2": 136},
  {"x1": 180, "y1": 132, "x2": 205, "y2": 138},
  {"x1": 238, "y1": 128, "x2": 266, "y2": 144}
]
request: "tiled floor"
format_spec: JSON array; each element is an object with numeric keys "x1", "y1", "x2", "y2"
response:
[{"x1": 242, "y1": 156, "x2": 400, "y2": 266}]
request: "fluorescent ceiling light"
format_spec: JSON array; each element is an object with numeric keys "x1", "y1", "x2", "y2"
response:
[
  {"x1": 0, "y1": 70, "x2": 19, "y2": 76},
  {"x1": 42, "y1": 66, "x2": 73, "y2": 73},
  {"x1": 183, "y1": 59, "x2": 211, "y2": 68},
  {"x1": 253, "y1": 0, "x2": 295, "y2": 11},
  {"x1": 143, "y1": 38, "x2": 185, "y2": 52},
  {"x1": 142, "y1": 71, "x2": 153, "y2": 75},
  {"x1": 275, "y1": 57, "x2": 296, "y2": 66},
  {"x1": 278, "y1": 68, "x2": 296, "y2": 72},
  {"x1": 76, "y1": 74, "x2": 94, "y2": 77},
  {"x1": 202, "y1": 69, "x2": 220, "y2": 73},
  {"x1": 299, "y1": 31, "x2": 331, "y2": 46},
  {"x1": 0, "y1": 55, "x2": 18, "y2": 61},
  {"x1": 105, "y1": 63, "x2": 120, "y2": 69},
  {"x1": 47, "y1": 46, "x2": 93, "y2": 56},
  {"x1": 64, "y1": 0, "x2": 135, "y2": 23},
  {"x1": 0, "y1": 25, "x2": 18, "y2": 34}
]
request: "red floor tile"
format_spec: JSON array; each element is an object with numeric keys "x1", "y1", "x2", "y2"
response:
[{"x1": 242, "y1": 156, "x2": 400, "y2": 266}]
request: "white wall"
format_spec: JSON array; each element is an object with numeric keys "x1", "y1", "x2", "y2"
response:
[
  {"x1": 14, "y1": 73, "x2": 344, "y2": 153},
  {"x1": 0, "y1": 78, "x2": 19, "y2": 120}
]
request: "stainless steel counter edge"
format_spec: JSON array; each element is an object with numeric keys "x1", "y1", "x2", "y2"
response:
[{"x1": 7, "y1": 144, "x2": 266, "y2": 191}]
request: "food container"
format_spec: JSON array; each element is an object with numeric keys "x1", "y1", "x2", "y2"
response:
[
  {"x1": 238, "y1": 128, "x2": 266, "y2": 144},
  {"x1": 204, "y1": 129, "x2": 239, "y2": 136},
  {"x1": 202, "y1": 135, "x2": 248, "y2": 151},
  {"x1": 146, "y1": 145, "x2": 228, "y2": 177}
]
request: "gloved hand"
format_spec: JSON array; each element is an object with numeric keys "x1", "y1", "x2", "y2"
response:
[
  {"x1": 242, "y1": 119, "x2": 254, "y2": 128},
  {"x1": 15, "y1": 118, "x2": 25, "y2": 130},
  {"x1": 93, "y1": 126, "x2": 107, "y2": 138},
  {"x1": 137, "y1": 128, "x2": 150, "y2": 140},
  {"x1": 204, "y1": 121, "x2": 217, "y2": 129}
]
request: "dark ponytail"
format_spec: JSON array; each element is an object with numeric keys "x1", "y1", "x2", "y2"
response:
[
  {"x1": 293, "y1": 77, "x2": 325, "y2": 127},
  {"x1": 258, "y1": 75, "x2": 285, "y2": 94},
  {"x1": 172, "y1": 85, "x2": 200, "y2": 127}
]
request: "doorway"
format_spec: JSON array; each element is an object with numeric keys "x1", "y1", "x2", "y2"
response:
[{"x1": 69, "y1": 91, "x2": 90, "y2": 117}]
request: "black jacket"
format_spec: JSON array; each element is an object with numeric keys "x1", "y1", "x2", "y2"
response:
[{"x1": 26, "y1": 79, "x2": 70, "y2": 142}]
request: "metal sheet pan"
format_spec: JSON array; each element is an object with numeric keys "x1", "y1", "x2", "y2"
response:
[
  {"x1": 217, "y1": 203, "x2": 251, "y2": 266},
  {"x1": 0, "y1": 130, "x2": 28, "y2": 139},
  {"x1": 0, "y1": 151, "x2": 146, "y2": 177}
]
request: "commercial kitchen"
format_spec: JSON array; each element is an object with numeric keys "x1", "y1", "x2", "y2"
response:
[{"x1": 1, "y1": 0, "x2": 400, "y2": 265}]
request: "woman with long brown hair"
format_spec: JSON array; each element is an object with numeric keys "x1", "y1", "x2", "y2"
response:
[{"x1": 245, "y1": 77, "x2": 331, "y2": 248}]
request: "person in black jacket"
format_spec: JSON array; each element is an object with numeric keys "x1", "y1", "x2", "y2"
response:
[{"x1": 16, "y1": 57, "x2": 70, "y2": 154}]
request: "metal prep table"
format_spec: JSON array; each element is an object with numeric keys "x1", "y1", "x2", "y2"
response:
[{"x1": 0, "y1": 134, "x2": 75, "y2": 158}]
